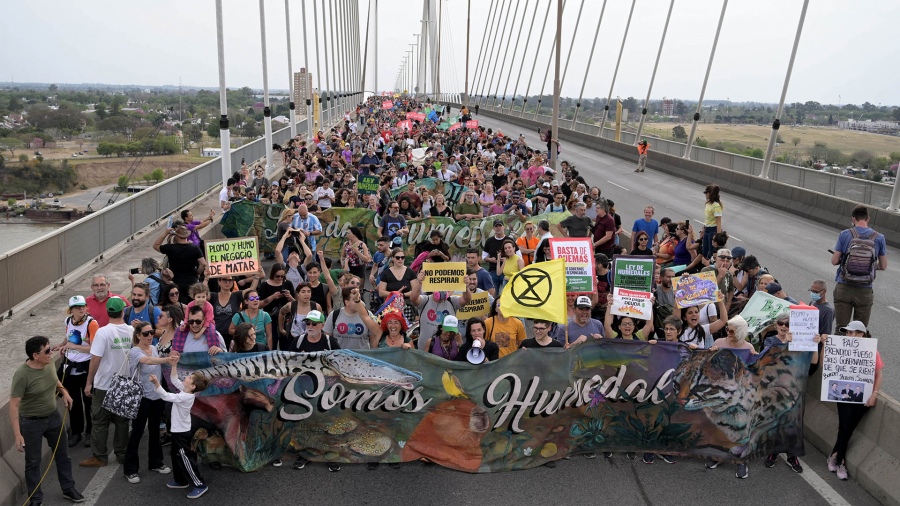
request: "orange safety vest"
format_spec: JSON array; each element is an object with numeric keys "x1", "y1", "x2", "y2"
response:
[{"x1": 637, "y1": 143, "x2": 650, "y2": 155}]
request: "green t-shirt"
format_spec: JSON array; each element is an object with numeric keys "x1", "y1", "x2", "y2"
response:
[
  {"x1": 11, "y1": 363, "x2": 59, "y2": 417},
  {"x1": 455, "y1": 202, "x2": 482, "y2": 218}
]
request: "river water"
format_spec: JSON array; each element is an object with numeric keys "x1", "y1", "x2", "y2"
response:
[{"x1": 0, "y1": 222, "x2": 66, "y2": 255}]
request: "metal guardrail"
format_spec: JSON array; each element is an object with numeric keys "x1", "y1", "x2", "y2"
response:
[
  {"x1": 474, "y1": 103, "x2": 896, "y2": 208},
  {"x1": 0, "y1": 125, "x2": 295, "y2": 314}
]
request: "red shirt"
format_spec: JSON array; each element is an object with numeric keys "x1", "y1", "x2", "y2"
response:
[
  {"x1": 85, "y1": 293, "x2": 130, "y2": 328},
  {"x1": 593, "y1": 214, "x2": 617, "y2": 255}
]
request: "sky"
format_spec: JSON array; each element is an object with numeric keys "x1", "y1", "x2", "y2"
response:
[{"x1": 2, "y1": 0, "x2": 898, "y2": 107}]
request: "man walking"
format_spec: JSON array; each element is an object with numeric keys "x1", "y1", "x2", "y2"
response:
[
  {"x1": 830, "y1": 205, "x2": 887, "y2": 330},
  {"x1": 80, "y1": 297, "x2": 132, "y2": 467},
  {"x1": 635, "y1": 139, "x2": 650, "y2": 172},
  {"x1": 10, "y1": 336, "x2": 85, "y2": 505}
]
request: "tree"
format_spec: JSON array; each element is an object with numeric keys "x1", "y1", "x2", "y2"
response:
[
  {"x1": 792, "y1": 137, "x2": 801, "y2": 146},
  {"x1": 18, "y1": 154, "x2": 28, "y2": 163},
  {"x1": 674, "y1": 100, "x2": 687, "y2": 118},
  {"x1": 672, "y1": 125, "x2": 687, "y2": 140},
  {"x1": 808, "y1": 141, "x2": 828, "y2": 162},
  {"x1": 116, "y1": 175, "x2": 130, "y2": 191},
  {"x1": 0, "y1": 137, "x2": 24, "y2": 157},
  {"x1": 893, "y1": 108, "x2": 900, "y2": 121},
  {"x1": 7, "y1": 198, "x2": 16, "y2": 208},
  {"x1": 95, "y1": 102, "x2": 108, "y2": 120},
  {"x1": 207, "y1": 121, "x2": 220, "y2": 138},
  {"x1": 151, "y1": 168, "x2": 165, "y2": 182}
]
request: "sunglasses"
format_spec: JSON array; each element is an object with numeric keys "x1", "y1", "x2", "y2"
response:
[
  {"x1": 718, "y1": 255, "x2": 733, "y2": 260},
  {"x1": 394, "y1": 255, "x2": 405, "y2": 260},
  {"x1": 305, "y1": 321, "x2": 323, "y2": 326},
  {"x1": 169, "y1": 292, "x2": 180, "y2": 297},
  {"x1": 776, "y1": 321, "x2": 789, "y2": 327},
  {"x1": 187, "y1": 319, "x2": 204, "y2": 325},
  {"x1": 41, "y1": 348, "x2": 53, "y2": 355},
  {"x1": 639, "y1": 237, "x2": 648, "y2": 241},
  {"x1": 248, "y1": 296, "x2": 260, "y2": 301},
  {"x1": 140, "y1": 330, "x2": 155, "y2": 337}
]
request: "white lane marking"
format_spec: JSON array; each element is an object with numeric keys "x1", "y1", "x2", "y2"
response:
[
  {"x1": 889, "y1": 306, "x2": 900, "y2": 315},
  {"x1": 80, "y1": 462, "x2": 119, "y2": 506},
  {"x1": 788, "y1": 456, "x2": 852, "y2": 506},
  {"x1": 606, "y1": 181, "x2": 629, "y2": 191}
]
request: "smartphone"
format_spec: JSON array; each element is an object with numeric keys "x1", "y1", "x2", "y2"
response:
[
  {"x1": 685, "y1": 219, "x2": 690, "y2": 228},
  {"x1": 130, "y1": 268, "x2": 140, "y2": 275}
]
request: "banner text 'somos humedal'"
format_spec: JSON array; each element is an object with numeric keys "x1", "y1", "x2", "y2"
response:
[{"x1": 206, "y1": 237, "x2": 259, "y2": 278}]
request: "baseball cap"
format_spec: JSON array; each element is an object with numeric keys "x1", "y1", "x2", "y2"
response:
[
  {"x1": 106, "y1": 296, "x2": 126, "y2": 313},
  {"x1": 765, "y1": 282, "x2": 782, "y2": 295},
  {"x1": 551, "y1": 180, "x2": 560, "y2": 186},
  {"x1": 840, "y1": 321, "x2": 867, "y2": 334},
  {"x1": 304, "y1": 310, "x2": 325, "y2": 323},
  {"x1": 441, "y1": 315, "x2": 460, "y2": 333},
  {"x1": 542, "y1": 182, "x2": 551, "y2": 188},
  {"x1": 575, "y1": 296, "x2": 592, "y2": 308},
  {"x1": 68, "y1": 295, "x2": 87, "y2": 307},
  {"x1": 731, "y1": 246, "x2": 746, "y2": 258},
  {"x1": 493, "y1": 219, "x2": 504, "y2": 227},
  {"x1": 511, "y1": 191, "x2": 521, "y2": 198}
]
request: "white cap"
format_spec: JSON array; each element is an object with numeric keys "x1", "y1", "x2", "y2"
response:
[
  {"x1": 575, "y1": 296, "x2": 592, "y2": 308},
  {"x1": 68, "y1": 295, "x2": 87, "y2": 307}
]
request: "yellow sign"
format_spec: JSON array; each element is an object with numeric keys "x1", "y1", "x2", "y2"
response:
[
  {"x1": 457, "y1": 292, "x2": 490, "y2": 319},
  {"x1": 499, "y1": 259, "x2": 568, "y2": 324},
  {"x1": 205, "y1": 237, "x2": 259, "y2": 278},
  {"x1": 421, "y1": 262, "x2": 466, "y2": 292}
]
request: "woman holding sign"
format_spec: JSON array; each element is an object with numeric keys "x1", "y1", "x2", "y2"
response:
[
  {"x1": 604, "y1": 294, "x2": 655, "y2": 340},
  {"x1": 673, "y1": 299, "x2": 729, "y2": 349},
  {"x1": 827, "y1": 321, "x2": 884, "y2": 481}
]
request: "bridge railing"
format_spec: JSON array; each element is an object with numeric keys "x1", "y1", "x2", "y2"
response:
[
  {"x1": 473, "y1": 103, "x2": 895, "y2": 209},
  {"x1": 0, "y1": 125, "x2": 295, "y2": 314}
]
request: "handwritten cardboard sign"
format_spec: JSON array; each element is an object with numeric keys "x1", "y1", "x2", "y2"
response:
[
  {"x1": 205, "y1": 237, "x2": 259, "y2": 278},
  {"x1": 421, "y1": 262, "x2": 466, "y2": 292},
  {"x1": 821, "y1": 336, "x2": 878, "y2": 404},
  {"x1": 611, "y1": 288, "x2": 653, "y2": 321},
  {"x1": 674, "y1": 271, "x2": 722, "y2": 309},
  {"x1": 789, "y1": 305, "x2": 819, "y2": 352}
]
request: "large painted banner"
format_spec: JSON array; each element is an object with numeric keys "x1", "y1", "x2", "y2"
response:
[
  {"x1": 177, "y1": 342, "x2": 810, "y2": 473},
  {"x1": 221, "y1": 201, "x2": 571, "y2": 262}
]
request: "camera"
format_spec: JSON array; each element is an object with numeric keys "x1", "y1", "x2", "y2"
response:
[{"x1": 130, "y1": 268, "x2": 140, "y2": 275}]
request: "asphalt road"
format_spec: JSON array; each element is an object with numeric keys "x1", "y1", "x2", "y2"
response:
[
  {"x1": 34, "y1": 435, "x2": 879, "y2": 506},
  {"x1": 477, "y1": 114, "x2": 900, "y2": 400}
]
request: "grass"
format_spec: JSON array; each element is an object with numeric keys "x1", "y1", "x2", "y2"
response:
[{"x1": 638, "y1": 122, "x2": 900, "y2": 158}]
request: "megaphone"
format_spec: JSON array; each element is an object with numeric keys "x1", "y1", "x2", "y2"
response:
[{"x1": 467, "y1": 339, "x2": 485, "y2": 364}]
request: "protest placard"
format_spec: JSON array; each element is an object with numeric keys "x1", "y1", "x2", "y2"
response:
[
  {"x1": 205, "y1": 237, "x2": 259, "y2": 278},
  {"x1": 612, "y1": 255, "x2": 655, "y2": 292},
  {"x1": 357, "y1": 175, "x2": 380, "y2": 195},
  {"x1": 382, "y1": 100, "x2": 393, "y2": 110},
  {"x1": 421, "y1": 262, "x2": 467, "y2": 292},
  {"x1": 549, "y1": 237, "x2": 595, "y2": 293},
  {"x1": 674, "y1": 271, "x2": 722, "y2": 309},
  {"x1": 466, "y1": 120, "x2": 479, "y2": 128},
  {"x1": 456, "y1": 292, "x2": 491, "y2": 319},
  {"x1": 789, "y1": 305, "x2": 819, "y2": 352},
  {"x1": 821, "y1": 335, "x2": 879, "y2": 404},
  {"x1": 611, "y1": 288, "x2": 653, "y2": 321},
  {"x1": 739, "y1": 291, "x2": 792, "y2": 342}
]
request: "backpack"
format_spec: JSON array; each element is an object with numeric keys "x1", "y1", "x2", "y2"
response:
[
  {"x1": 840, "y1": 228, "x2": 880, "y2": 285},
  {"x1": 124, "y1": 306, "x2": 158, "y2": 328},
  {"x1": 281, "y1": 300, "x2": 322, "y2": 338}
]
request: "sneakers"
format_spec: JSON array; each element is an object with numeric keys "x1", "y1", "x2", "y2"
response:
[
  {"x1": 705, "y1": 458, "x2": 720, "y2": 469},
  {"x1": 150, "y1": 465, "x2": 171, "y2": 474},
  {"x1": 167, "y1": 481, "x2": 190, "y2": 489},
  {"x1": 328, "y1": 463, "x2": 341, "y2": 472},
  {"x1": 659, "y1": 454, "x2": 677, "y2": 464},
  {"x1": 827, "y1": 454, "x2": 838, "y2": 473},
  {"x1": 187, "y1": 486, "x2": 208, "y2": 499},
  {"x1": 764, "y1": 454, "x2": 778, "y2": 468},
  {"x1": 736, "y1": 463, "x2": 749, "y2": 479},
  {"x1": 626, "y1": 452, "x2": 636, "y2": 460},
  {"x1": 642, "y1": 453, "x2": 654, "y2": 464},
  {"x1": 602, "y1": 452, "x2": 613, "y2": 458},
  {"x1": 293, "y1": 457, "x2": 308, "y2": 470},
  {"x1": 78, "y1": 456, "x2": 107, "y2": 468},
  {"x1": 583, "y1": 452, "x2": 597, "y2": 459},
  {"x1": 68, "y1": 434, "x2": 82, "y2": 448},
  {"x1": 271, "y1": 458, "x2": 283, "y2": 467},
  {"x1": 836, "y1": 464, "x2": 848, "y2": 481},
  {"x1": 786, "y1": 456, "x2": 803, "y2": 473},
  {"x1": 160, "y1": 433, "x2": 172, "y2": 447},
  {"x1": 62, "y1": 489, "x2": 85, "y2": 503},
  {"x1": 126, "y1": 474, "x2": 140, "y2": 484}
]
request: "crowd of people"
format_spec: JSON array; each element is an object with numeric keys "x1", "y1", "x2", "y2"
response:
[{"x1": 8, "y1": 95, "x2": 888, "y2": 502}]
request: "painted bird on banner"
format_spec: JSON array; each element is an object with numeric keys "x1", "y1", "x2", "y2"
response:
[{"x1": 499, "y1": 259, "x2": 568, "y2": 324}]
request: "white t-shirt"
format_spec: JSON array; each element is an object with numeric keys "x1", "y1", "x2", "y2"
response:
[
  {"x1": 182, "y1": 331, "x2": 226, "y2": 354},
  {"x1": 314, "y1": 187, "x2": 335, "y2": 209},
  {"x1": 414, "y1": 295, "x2": 463, "y2": 351},
  {"x1": 680, "y1": 324, "x2": 713, "y2": 349},
  {"x1": 155, "y1": 375, "x2": 195, "y2": 433},
  {"x1": 218, "y1": 187, "x2": 230, "y2": 206},
  {"x1": 90, "y1": 323, "x2": 134, "y2": 391},
  {"x1": 697, "y1": 303, "x2": 718, "y2": 326}
]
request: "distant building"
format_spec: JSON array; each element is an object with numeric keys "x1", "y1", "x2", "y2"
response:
[
  {"x1": 202, "y1": 147, "x2": 222, "y2": 157},
  {"x1": 837, "y1": 119, "x2": 900, "y2": 136},
  {"x1": 662, "y1": 99, "x2": 674, "y2": 116}
]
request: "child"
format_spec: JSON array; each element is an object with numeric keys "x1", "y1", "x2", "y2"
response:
[
  {"x1": 149, "y1": 364, "x2": 210, "y2": 499},
  {"x1": 185, "y1": 283, "x2": 215, "y2": 328}
]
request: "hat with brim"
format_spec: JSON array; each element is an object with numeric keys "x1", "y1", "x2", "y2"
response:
[
  {"x1": 840, "y1": 320, "x2": 867, "y2": 334},
  {"x1": 380, "y1": 311, "x2": 409, "y2": 332},
  {"x1": 575, "y1": 295, "x2": 592, "y2": 308},
  {"x1": 106, "y1": 296, "x2": 126, "y2": 313},
  {"x1": 441, "y1": 315, "x2": 460, "y2": 333},
  {"x1": 303, "y1": 310, "x2": 325, "y2": 324},
  {"x1": 173, "y1": 226, "x2": 191, "y2": 239}
]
